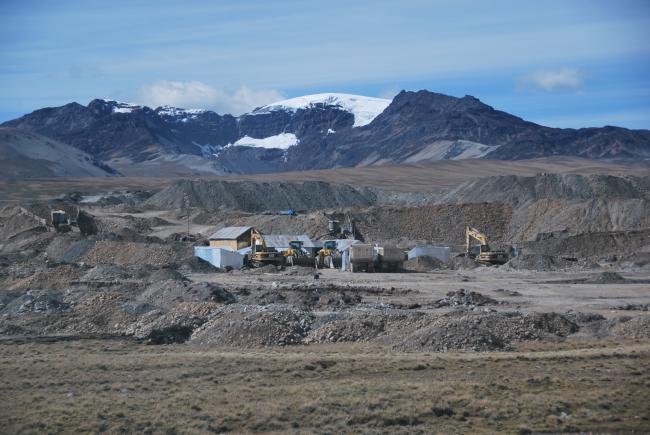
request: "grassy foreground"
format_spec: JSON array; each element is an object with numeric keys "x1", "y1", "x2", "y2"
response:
[{"x1": 1, "y1": 339, "x2": 649, "y2": 434}]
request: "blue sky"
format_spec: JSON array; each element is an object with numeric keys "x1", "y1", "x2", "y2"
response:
[{"x1": 1, "y1": 0, "x2": 649, "y2": 128}]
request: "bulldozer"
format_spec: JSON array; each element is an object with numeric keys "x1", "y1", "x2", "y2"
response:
[
  {"x1": 249, "y1": 229, "x2": 285, "y2": 267},
  {"x1": 283, "y1": 240, "x2": 312, "y2": 267},
  {"x1": 317, "y1": 240, "x2": 341, "y2": 268},
  {"x1": 465, "y1": 226, "x2": 509, "y2": 265}
]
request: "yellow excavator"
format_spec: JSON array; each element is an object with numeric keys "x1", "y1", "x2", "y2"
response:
[
  {"x1": 249, "y1": 229, "x2": 285, "y2": 267},
  {"x1": 465, "y1": 226, "x2": 509, "y2": 265}
]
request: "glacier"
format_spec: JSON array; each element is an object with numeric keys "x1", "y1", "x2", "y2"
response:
[{"x1": 252, "y1": 93, "x2": 390, "y2": 127}]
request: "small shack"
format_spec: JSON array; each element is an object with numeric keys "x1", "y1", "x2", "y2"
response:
[
  {"x1": 208, "y1": 226, "x2": 253, "y2": 251},
  {"x1": 194, "y1": 246, "x2": 246, "y2": 269},
  {"x1": 407, "y1": 245, "x2": 451, "y2": 262}
]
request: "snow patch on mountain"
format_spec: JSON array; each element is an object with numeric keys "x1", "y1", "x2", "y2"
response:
[
  {"x1": 156, "y1": 106, "x2": 208, "y2": 120},
  {"x1": 231, "y1": 133, "x2": 299, "y2": 150},
  {"x1": 252, "y1": 93, "x2": 390, "y2": 127},
  {"x1": 104, "y1": 100, "x2": 141, "y2": 114}
]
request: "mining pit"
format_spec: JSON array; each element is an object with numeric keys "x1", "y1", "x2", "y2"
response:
[{"x1": 1, "y1": 170, "x2": 649, "y2": 433}]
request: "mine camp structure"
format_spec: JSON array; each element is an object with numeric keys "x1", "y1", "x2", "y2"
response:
[{"x1": 208, "y1": 226, "x2": 253, "y2": 251}]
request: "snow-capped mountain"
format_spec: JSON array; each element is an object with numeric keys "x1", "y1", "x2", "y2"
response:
[
  {"x1": 251, "y1": 93, "x2": 391, "y2": 127},
  {"x1": 3, "y1": 90, "x2": 649, "y2": 177}
]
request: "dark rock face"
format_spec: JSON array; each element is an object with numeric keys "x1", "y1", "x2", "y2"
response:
[
  {"x1": 3, "y1": 100, "x2": 239, "y2": 162},
  {"x1": 282, "y1": 90, "x2": 650, "y2": 170},
  {"x1": 3, "y1": 91, "x2": 649, "y2": 175}
]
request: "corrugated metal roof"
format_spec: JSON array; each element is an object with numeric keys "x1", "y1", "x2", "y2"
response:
[
  {"x1": 262, "y1": 234, "x2": 319, "y2": 249},
  {"x1": 208, "y1": 226, "x2": 252, "y2": 240},
  {"x1": 332, "y1": 239, "x2": 361, "y2": 251}
]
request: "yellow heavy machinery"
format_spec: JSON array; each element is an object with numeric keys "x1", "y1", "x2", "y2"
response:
[
  {"x1": 249, "y1": 229, "x2": 285, "y2": 267},
  {"x1": 317, "y1": 240, "x2": 340, "y2": 268},
  {"x1": 465, "y1": 226, "x2": 509, "y2": 265},
  {"x1": 283, "y1": 240, "x2": 312, "y2": 266}
]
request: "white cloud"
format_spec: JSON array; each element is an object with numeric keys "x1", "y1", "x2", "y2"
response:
[
  {"x1": 138, "y1": 80, "x2": 283, "y2": 114},
  {"x1": 519, "y1": 68, "x2": 584, "y2": 91}
]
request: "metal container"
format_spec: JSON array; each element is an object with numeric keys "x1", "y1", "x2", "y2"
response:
[
  {"x1": 377, "y1": 246, "x2": 405, "y2": 263},
  {"x1": 350, "y1": 244, "x2": 373, "y2": 262},
  {"x1": 328, "y1": 220, "x2": 341, "y2": 235}
]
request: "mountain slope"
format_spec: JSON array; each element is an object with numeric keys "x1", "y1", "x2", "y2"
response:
[
  {"x1": 0, "y1": 127, "x2": 117, "y2": 179},
  {"x1": 3, "y1": 90, "x2": 649, "y2": 177},
  {"x1": 282, "y1": 91, "x2": 650, "y2": 170}
]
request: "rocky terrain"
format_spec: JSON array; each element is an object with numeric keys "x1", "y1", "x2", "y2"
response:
[
  {"x1": 3, "y1": 90, "x2": 649, "y2": 176},
  {"x1": 0, "y1": 127, "x2": 117, "y2": 180},
  {"x1": 1, "y1": 170, "x2": 648, "y2": 347},
  {"x1": 1, "y1": 164, "x2": 649, "y2": 434}
]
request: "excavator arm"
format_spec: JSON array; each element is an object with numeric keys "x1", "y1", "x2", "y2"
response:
[{"x1": 466, "y1": 226, "x2": 489, "y2": 253}]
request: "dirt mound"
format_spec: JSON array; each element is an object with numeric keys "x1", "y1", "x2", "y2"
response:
[
  {"x1": 137, "y1": 280, "x2": 236, "y2": 310},
  {"x1": 394, "y1": 311, "x2": 578, "y2": 352},
  {"x1": 45, "y1": 235, "x2": 96, "y2": 263},
  {"x1": 0, "y1": 290, "x2": 70, "y2": 315},
  {"x1": 433, "y1": 289, "x2": 499, "y2": 308},
  {"x1": 609, "y1": 315, "x2": 650, "y2": 339},
  {"x1": 80, "y1": 264, "x2": 132, "y2": 282},
  {"x1": 0, "y1": 206, "x2": 47, "y2": 240},
  {"x1": 190, "y1": 305, "x2": 313, "y2": 346},
  {"x1": 94, "y1": 214, "x2": 154, "y2": 234},
  {"x1": 404, "y1": 255, "x2": 446, "y2": 271},
  {"x1": 351, "y1": 203, "x2": 512, "y2": 246},
  {"x1": 525, "y1": 229, "x2": 650, "y2": 260},
  {"x1": 305, "y1": 312, "x2": 420, "y2": 344},
  {"x1": 237, "y1": 285, "x2": 362, "y2": 310},
  {"x1": 442, "y1": 174, "x2": 650, "y2": 205},
  {"x1": 8, "y1": 264, "x2": 84, "y2": 290},
  {"x1": 145, "y1": 179, "x2": 378, "y2": 212},
  {"x1": 131, "y1": 302, "x2": 221, "y2": 344},
  {"x1": 504, "y1": 254, "x2": 574, "y2": 271},
  {"x1": 83, "y1": 241, "x2": 183, "y2": 267},
  {"x1": 586, "y1": 271, "x2": 627, "y2": 284},
  {"x1": 448, "y1": 256, "x2": 480, "y2": 270}
]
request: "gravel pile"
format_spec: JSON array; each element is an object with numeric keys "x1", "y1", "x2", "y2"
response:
[
  {"x1": 237, "y1": 285, "x2": 362, "y2": 310},
  {"x1": 80, "y1": 264, "x2": 132, "y2": 282},
  {"x1": 393, "y1": 310, "x2": 578, "y2": 352},
  {"x1": 131, "y1": 302, "x2": 221, "y2": 344},
  {"x1": 433, "y1": 289, "x2": 499, "y2": 308},
  {"x1": 8, "y1": 264, "x2": 84, "y2": 290},
  {"x1": 190, "y1": 305, "x2": 314, "y2": 346},
  {"x1": 145, "y1": 179, "x2": 378, "y2": 212},
  {"x1": 0, "y1": 290, "x2": 70, "y2": 315},
  {"x1": 137, "y1": 280, "x2": 236, "y2": 310},
  {"x1": 84, "y1": 241, "x2": 178, "y2": 267},
  {"x1": 403, "y1": 255, "x2": 447, "y2": 272},
  {"x1": 305, "y1": 312, "x2": 420, "y2": 344},
  {"x1": 448, "y1": 256, "x2": 480, "y2": 270},
  {"x1": 504, "y1": 254, "x2": 574, "y2": 271},
  {"x1": 586, "y1": 271, "x2": 627, "y2": 284},
  {"x1": 609, "y1": 315, "x2": 650, "y2": 339}
]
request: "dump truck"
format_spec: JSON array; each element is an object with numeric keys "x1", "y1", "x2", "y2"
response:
[
  {"x1": 350, "y1": 244, "x2": 374, "y2": 272},
  {"x1": 465, "y1": 226, "x2": 509, "y2": 265},
  {"x1": 376, "y1": 246, "x2": 405, "y2": 272}
]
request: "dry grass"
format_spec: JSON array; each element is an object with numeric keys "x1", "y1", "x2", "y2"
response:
[{"x1": 1, "y1": 338, "x2": 649, "y2": 434}]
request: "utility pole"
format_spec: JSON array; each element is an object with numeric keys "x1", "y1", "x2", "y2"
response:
[{"x1": 183, "y1": 193, "x2": 190, "y2": 237}]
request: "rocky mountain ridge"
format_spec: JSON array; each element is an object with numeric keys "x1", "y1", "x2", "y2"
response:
[{"x1": 3, "y1": 90, "x2": 649, "y2": 176}]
